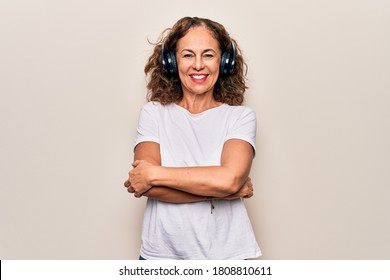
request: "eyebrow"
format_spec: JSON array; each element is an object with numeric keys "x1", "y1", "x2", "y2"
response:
[{"x1": 180, "y1": 48, "x2": 217, "y2": 54}]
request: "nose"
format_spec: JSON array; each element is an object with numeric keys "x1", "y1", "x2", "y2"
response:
[{"x1": 193, "y1": 55, "x2": 204, "y2": 70}]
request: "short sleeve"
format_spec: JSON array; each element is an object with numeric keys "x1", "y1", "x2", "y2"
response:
[
  {"x1": 225, "y1": 107, "x2": 257, "y2": 155},
  {"x1": 134, "y1": 102, "x2": 160, "y2": 150}
]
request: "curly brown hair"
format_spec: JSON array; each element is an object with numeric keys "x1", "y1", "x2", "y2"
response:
[{"x1": 144, "y1": 17, "x2": 248, "y2": 105}]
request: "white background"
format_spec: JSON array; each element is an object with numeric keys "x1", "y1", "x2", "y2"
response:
[{"x1": 1, "y1": 0, "x2": 389, "y2": 259}]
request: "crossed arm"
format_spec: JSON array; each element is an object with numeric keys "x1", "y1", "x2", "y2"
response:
[{"x1": 123, "y1": 139, "x2": 255, "y2": 203}]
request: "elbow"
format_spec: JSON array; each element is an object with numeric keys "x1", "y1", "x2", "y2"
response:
[{"x1": 213, "y1": 174, "x2": 243, "y2": 197}]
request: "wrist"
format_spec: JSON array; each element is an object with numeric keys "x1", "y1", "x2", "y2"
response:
[{"x1": 149, "y1": 165, "x2": 162, "y2": 186}]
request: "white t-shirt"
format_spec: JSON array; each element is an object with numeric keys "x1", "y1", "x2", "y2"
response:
[{"x1": 134, "y1": 101, "x2": 261, "y2": 260}]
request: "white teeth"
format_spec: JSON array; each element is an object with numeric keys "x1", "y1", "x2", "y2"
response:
[{"x1": 191, "y1": 75, "x2": 206, "y2": 80}]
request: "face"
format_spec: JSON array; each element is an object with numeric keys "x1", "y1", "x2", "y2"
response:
[{"x1": 176, "y1": 26, "x2": 221, "y2": 98}]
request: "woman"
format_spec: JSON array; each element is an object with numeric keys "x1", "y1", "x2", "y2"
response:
[{"x1": 124, "y1": 17, "x2": 261, "y2": 260}]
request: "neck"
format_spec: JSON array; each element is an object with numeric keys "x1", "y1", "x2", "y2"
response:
[{"x1": 177, "y1": 94, "x2": 222, "y2": 114}]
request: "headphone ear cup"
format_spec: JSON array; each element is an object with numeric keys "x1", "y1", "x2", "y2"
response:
[
  {"x1": 166, "y1": 51, "x2": 178, "y2": 76},
  {"x1": 162, "y1": 51, "x2": 168, "y2": 73},
  {"x1": 220, "y1": 52, "x2": 231, "y2": 76}
]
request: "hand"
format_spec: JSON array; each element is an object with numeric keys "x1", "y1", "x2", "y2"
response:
[
  {"x1": 123, "y1": 179, "x2": 135, "y2": 195},
  {"x1": 123, "y1": 160, "x2": 155, "y2": 198},
  {"x1": 224, "y1": 177, "x2": 254, "y2": 200}
]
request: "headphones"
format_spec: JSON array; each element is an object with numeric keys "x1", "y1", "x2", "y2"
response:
[{"x1": 162, "y1": 38, "x2": 236, "y2": 76}]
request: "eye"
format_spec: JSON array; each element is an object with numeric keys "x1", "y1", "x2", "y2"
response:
[
  {"x1": 203, "y1": 53, "x2": 215, "y2": 59},
  {"x1": 183, "y1": 53, "x2": 194, "y2": 58}
]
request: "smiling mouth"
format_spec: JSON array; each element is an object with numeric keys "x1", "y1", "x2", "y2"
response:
[{"x1": 189, "y1": 74, "x2": 208, "y2": 82}]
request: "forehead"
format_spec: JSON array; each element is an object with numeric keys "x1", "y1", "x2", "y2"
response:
[{"x1": 176, "y1": 26, "x2": 220, "y2": 51}]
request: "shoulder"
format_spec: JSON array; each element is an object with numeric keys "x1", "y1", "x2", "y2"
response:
[
  {"x1": 140, "y1": 101, "x2": 166, "y2": 116},
  {"x1": 223, "y1": 104, "x2": 256, "y2": 119},
  {"x1": 141, "y1": 101, "x2": 175, "y2": 112},
  {"x1": 141, "y1": 101, "x2": 161, "y2": 111}
]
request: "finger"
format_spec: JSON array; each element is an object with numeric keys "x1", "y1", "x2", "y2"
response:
[
  {"x1": 124, "y1": 180, "x2": 131, "y2": 188},
  {"x1": 127, "y1": 187, "x2": 135, "y2": 193},
  {"x1": 134, "y1": 192, "x2": 142, "y2": 198}
]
